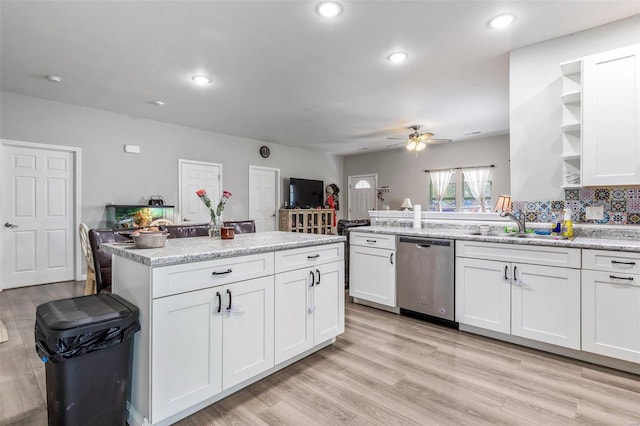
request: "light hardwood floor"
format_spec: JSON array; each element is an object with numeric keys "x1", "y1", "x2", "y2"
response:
[{"x1": 1, "y1": 281, "x2": 639, "y2": 425}]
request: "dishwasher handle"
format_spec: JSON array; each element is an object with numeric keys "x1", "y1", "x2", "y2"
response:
[{"x1": 399, "y1": 237, "x2": 452, "y2": 247}]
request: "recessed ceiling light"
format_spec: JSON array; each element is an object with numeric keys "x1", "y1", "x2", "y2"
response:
[
  {"x1": 46, "y1": 75, "x2": 62, "y2": 83},
  {"x1": 387, "y1": 52, "x2": 408, "y2": 63},
  {"x1": 489, "y1": 13, "x2": 516, "y2": 29},
  {"x1": 316, "y1": 1, "x2": 342, "y2": 18},
  {"x1": 150, "y1": 101, "x2": 165, "y2": 106},
  {"x1": 192, "y1": 75, "x2": 212, "y2": 85}
]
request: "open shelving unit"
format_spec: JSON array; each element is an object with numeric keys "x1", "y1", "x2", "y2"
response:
[{"x1": 560, "y1": 58, "x2": 582, "y2": 188}]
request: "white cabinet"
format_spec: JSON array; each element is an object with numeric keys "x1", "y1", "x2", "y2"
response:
[
  {"x1": 455, "y1": 257, "x2": 511, "y2": 334},
  {"x1": 582, "y1": 249, "x2": 640, "y2": 363},
  {"x1": 455, "y1": 241, "x2": 581, "y2": 350},
  {"x1": 274, "y1": 246, "x2": 345, "y2": 364},
  {"x1": 151, "y1": 276, "x2": 274, "y2": 422},
  {"x1": 151, "y1": 287, "x2": 223, "y2": 422},
  {"x1": 349, "y1": 232, "x2": 396, "y2": 307},
  {"x1": 582, "y1": 44, "x2": 640, "y2": 186},
  {"x1": 511, "y1": 263, "x2": 580, "y2": 349}
]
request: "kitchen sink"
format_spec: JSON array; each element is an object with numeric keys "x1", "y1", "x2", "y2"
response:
[
  {"x1": 467, "y1": 231, "x2": 504, "y2": 237},
  {"x1": 508, "y1": 233, "x2": 569, "y2": 240}
]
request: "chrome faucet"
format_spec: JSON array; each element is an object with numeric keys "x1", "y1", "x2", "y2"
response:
[{"x1": 501, "y1": 210, "x2": 526, "y2": 233}]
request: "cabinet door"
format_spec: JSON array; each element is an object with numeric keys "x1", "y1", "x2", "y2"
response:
[
  {"x1": 349, "y1": 245, "x2": 396, "y2": 306},
  {"x1": 511, "y1": 263, "x2": 581, "y2": 350},
  {"x1": 274, "y1": 268, "x2": 314, "y2": 364},
  {"x1": 582, "y1": 270, "x2": 640, "y2": 363},
  {"x1": 222, "y1": 275, "x2": 274, "y2": 389},
  {"x1": 314, "y1": 261, "x2": 345, "y2": 344},
  {"x1": 151, "y1": 287, "x2": 223, "y2": 423},
  {"x1": 583, "y1": 44, "x2": 640, "y2": 186},
  {"x1": 455, "y1": 257, "x2": 511, "y2": 334}
]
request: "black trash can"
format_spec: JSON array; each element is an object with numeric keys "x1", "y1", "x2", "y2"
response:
[{"x1": 35, "y1": 293, "x2": 140, "y2": 426}]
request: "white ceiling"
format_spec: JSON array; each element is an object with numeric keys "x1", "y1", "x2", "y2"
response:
[{"x1": 1, "y1": 1, "x2": 639, "y2": 155}]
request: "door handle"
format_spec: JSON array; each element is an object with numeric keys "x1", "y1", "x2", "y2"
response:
[
  {"x1": 390, "y1": 253, "x2": 394, "y2": 264},
  {"x1": 307, "y1": 254, "x2": 320, "y2": 260},
  {"x1": 4, "y1": 223, "x2": 18, "y2": 228},
  {"x1": 216, "y1": 291, "x2": 222, "y2": 313},
  {"x1": 512, "y1": 265, "x2": 520, "y2": 286},
  {"x1": 212, "y1": 269, "x2": 232, "y2": 276},
  {"x1": 309, "y1": 270, "x2": 315, "y2": 287},
  {"x1": 504, "y1": 265, "x2": 509, "y2": 281},
  {"x1": 183, "y1": 218, "x2": 191, "y2": 222},
  {"x1": 226, "y1": 289, "x2": 232, "y2": 311},
  {"x1": 316, "y1": 269, "x2": 321, "y2": 286}
]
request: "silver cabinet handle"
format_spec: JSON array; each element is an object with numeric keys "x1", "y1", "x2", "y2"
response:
[{"x1": 4, "y1": 223, "x2": 18, "y2": 228}]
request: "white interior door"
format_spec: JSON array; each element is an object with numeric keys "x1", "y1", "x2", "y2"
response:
[
  {"x1": 348, "y1": 174, "x2": 377, "y2": 220},
  {"x1": 1, "y1": 143, "x2": 76, "y2": 288},
  {"x1": 249, "y1": 166, "x2": 279, "y2": 232},
  {"x1": 179, "y1": 160, "x2": 222, "y2": 224}
]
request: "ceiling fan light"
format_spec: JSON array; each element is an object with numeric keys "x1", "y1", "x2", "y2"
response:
[
  {"x1": 415, "y1": 141, "x2": 426, "y2": 151},
  {"x1": 406, "y1": 141, "x2": 417, "y2": 151}
]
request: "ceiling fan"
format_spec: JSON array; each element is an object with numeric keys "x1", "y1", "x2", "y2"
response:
[{"x1": 386, "y1": 125, "x2": 452, "y2": 152}]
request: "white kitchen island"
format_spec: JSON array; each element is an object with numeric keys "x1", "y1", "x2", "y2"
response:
[{"x1": 103, "y1": 231, "x2": 346, "y2": 426}]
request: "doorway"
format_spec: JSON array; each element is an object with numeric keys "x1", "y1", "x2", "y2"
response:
[
  {"x1": 1, "y1": 140, "x2": 81, "y2": 290},
  {"x1": 249, "y1": 165, "x2": 280, "y2": 232},
  {"x1": 347, "y1": 174, "x2": 377, "y2": 220},
  {"x1": 178, "y1": 160, "x2": 222, "y2": 224}
]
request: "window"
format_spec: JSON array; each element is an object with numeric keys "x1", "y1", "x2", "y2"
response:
[{"x1": 429, "y1": 169, "x2": 492, "y2": 212}]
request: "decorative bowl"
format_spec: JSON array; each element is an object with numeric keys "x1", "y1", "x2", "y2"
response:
[{"x1": 131, "y1": 231, "x2": 168, "y2": 249}]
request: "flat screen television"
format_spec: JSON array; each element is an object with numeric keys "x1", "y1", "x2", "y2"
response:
[{"x1": 288, "y1": 178, "x2": 324, "y2": 209}]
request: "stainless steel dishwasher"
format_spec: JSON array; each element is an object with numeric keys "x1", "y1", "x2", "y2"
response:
[{"x1": 397, "y1": 236, "x2": 455, "y2": 322}]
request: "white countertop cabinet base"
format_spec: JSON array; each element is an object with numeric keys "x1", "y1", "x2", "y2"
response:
[
  {"x1": 456, "y1": 241, "x2": 581, "y2": 350},
  {"x1": 349, "y1": 232, "x2": 397, "y2": 307},
  {"x1": 112, "y1": 241, "x2": 344, "y2": 426},
  {"x1": 582, "y1": 249, "x2": 640, "y2": 364},
  {"x1": 274, "y1": 261, "x2": 344, "y2": 364}
]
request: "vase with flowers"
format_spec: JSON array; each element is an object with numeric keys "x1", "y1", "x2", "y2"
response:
[{"x1": 195, "y1": 189, "x2": 232, "y2": 238}]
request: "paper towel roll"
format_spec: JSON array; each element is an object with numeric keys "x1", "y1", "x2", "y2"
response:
[{"x1": 413, "y1": 204, "x2": 422, "y2": 229}]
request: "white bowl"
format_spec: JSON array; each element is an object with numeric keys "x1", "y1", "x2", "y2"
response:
[{"x1": 131, "y1": 232, "x2": 168, "y2": 249}]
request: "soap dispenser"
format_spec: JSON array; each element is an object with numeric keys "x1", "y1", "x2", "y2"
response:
[{"x1": 562, "y1": 208, "x2": 574, "y2": 238}]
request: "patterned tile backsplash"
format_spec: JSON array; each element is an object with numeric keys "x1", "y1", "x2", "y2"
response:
[{"x1": 513, "y1": 187, "x2": 640, "y2": 225}]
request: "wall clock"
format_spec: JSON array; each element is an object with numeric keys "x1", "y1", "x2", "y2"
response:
[{"x1": 260, "y1": 145, "x2": 270, "y2": 158}]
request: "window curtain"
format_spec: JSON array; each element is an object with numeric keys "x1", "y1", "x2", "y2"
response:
[
  {"x1": 463, "y1": 167, "x2": 493, "y2": 212},
  {"x1": 429, "y1": 170, "x2": 454, "y2": 212}
]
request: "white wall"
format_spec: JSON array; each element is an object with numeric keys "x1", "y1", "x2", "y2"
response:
[
  {"x1": 510, "y1": 15, "x2": 640, "y2": 201},
  {"x1": 0, "y1": 91, "x2": 343, "y2": 228},
  {"x1": 343, "y1": 135, "x2": 510, "y2": 211}
]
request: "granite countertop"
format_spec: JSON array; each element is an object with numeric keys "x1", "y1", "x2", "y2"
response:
[
  {"x1": 102, "y1": 231, "x2": 346, "y2": 266},
  {"x1": 352, "y1": 226, "x2": 640, "y2": 253}
]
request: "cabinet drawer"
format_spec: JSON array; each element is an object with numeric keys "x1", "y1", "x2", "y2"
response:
[
  {"x1": 456, "y1": 240, "x2": 581, "y2": 268},
  {"x1": 582, "y1": 249, "x2": 640, "y2": 273},
  {"x1": 152, "y1": 252, "x2": 274, "y2": 298},
  {"x1": 275, "y1": 243, "x2": 344, "y2": 273},
  {"x1": 350, "y1": 232, "x2": 396, "y2": 250}
]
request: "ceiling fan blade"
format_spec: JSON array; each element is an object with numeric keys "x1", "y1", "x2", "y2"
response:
[
  {"x1": 424, "y1": 138, "x2": 452, "y2": 144},
  {"x1": 386, "y1": 141, "x2": 407, "y2": 148},
  {"x1": 418, "y1": 133, "x2": 434, "y2": 140},
  {"x1": 386, "y1": 137, "x2": 407, "y2": 140}
]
